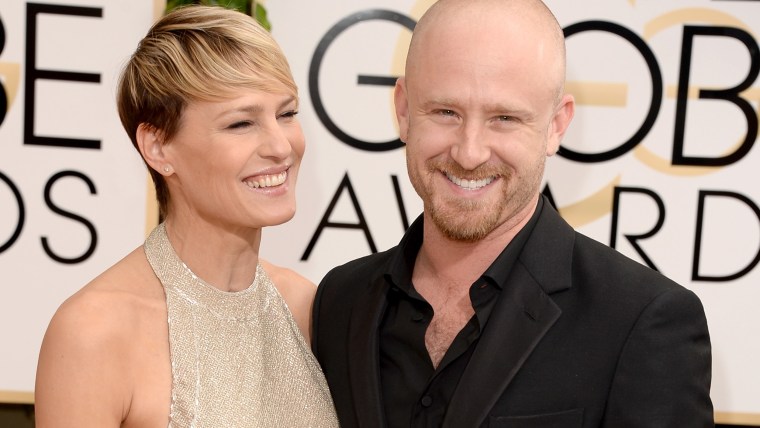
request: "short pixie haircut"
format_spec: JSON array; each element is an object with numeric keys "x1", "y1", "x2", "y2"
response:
[{"x1": 117, "y1": 5, "x2": 297, "y2": 219}]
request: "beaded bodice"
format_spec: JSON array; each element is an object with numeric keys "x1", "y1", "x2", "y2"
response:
[{"x1": 144, "y1": 223, "x2": 339, "y2": 427}]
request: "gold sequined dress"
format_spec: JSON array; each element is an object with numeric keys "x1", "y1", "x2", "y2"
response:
[{"x1": 144, "y1": 223, "x2": 339, "y2": 427}]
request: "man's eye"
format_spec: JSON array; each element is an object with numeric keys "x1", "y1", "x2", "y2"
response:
[{"x1": 439, "y1": 109, "x2": 456, "y2": 117}]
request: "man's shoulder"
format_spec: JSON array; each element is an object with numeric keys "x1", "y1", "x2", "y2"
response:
[
  {"x1": 316, "y1": 246, "x2": 398, "y2": 298},
  {"x1": 527, "y1": 203, "x2": 685, "y2": 299},
  {"x1": 570, "y1": 230, "x2": 690, "y2": 300},
  {"x1": 327, "y1": 246, "x2": 397, "y2": 278}
]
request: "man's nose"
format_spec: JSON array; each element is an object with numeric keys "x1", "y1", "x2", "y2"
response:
[{"x1": 450, "y1": 122, "x2": 491, "y2": 170}]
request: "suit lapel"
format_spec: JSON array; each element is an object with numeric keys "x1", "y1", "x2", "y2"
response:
[
  {"x1": 443, "y1": 265, "x2": 561, "y2": 428},
  {"x1": 347, "y1": 275, "x2": 390, "y2": 428},
  {"x1": 443, "y1": 200, "x2": 574, "y2": 428}
]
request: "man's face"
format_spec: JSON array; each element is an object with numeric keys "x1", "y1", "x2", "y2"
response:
[{"x1": 395, "y1": 11, "x2": 571, "y2": 242}]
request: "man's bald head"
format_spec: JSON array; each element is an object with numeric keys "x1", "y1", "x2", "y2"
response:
[{"x1": 405, "y1": 0, "x2": 567, "y2": 104}]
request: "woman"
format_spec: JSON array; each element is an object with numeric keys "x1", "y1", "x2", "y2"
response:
[{"x1": 34, "y1": 6, "x2": 339, "y2": 427}]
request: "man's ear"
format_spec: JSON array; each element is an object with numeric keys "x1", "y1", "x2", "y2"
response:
[
  {"x1": 394, "y1": 77, "x2": 410, "y2": 143},
  {"x1": 136, "y1": 123, "x2": 173, "y2": 176},
  {"x1": 546, "y1": 93, "x2": 575, "y2": 157}
]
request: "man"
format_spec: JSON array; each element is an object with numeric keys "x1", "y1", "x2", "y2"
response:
[{"x1": 311, "y1": 0, "x2": 713, "y2": 426}]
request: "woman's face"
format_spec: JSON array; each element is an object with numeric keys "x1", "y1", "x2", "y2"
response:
[{"x1": 162, "y1": 86, "x2": 304, "y2": 231}]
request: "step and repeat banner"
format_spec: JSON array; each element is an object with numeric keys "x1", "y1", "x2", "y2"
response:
[
  {"x1": 0, "y1": 0, "x2": 158, "y2": 403},
  {"x1": 1, "y1": 0, "x2": 758, "y2": 423}
]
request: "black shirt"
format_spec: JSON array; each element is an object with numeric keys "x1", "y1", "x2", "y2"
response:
[{"x1": 378, "y1": 198, "x2": 544, "y2": 427}]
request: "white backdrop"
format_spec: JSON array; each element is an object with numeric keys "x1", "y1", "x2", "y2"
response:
[
  {"x1": 0, "y1": 0, "x2": 156, "y2": 402},
  {"x1": 0, "y1": 0, "x2": 758, "y2": 423}
]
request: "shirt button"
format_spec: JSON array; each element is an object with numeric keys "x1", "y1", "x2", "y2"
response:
[
  {"x1": 411, "y1": 312, "x2": 425, "y2": 322},
  {"x1": 420, "y1": 395, "x2": 433, "y2": 407}
]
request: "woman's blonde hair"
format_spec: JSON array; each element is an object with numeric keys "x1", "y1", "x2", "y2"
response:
[{"x1": 117, "y1": 5, "x2": 297, "y2": 219}]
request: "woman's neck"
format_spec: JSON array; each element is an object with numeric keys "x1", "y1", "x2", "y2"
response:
[{"x1": 163, "y1": 215, "x2": 262, "y2": 292}]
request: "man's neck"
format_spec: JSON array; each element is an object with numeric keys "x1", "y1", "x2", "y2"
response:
[{"x1": 416, "y1": 196, "x2": 539, "y2": 286}]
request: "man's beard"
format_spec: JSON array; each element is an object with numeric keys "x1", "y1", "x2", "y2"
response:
[
  {"x1": 429, "y1": 194, "x2": 507, "y2": 242},
  {"x1": 411, "y1": 158, "x2": 544, "y2": 243}
]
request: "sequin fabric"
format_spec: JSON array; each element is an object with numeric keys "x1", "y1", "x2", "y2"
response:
[{"x1": 144, "y1": 224, "x2": 339, "y2": 427}]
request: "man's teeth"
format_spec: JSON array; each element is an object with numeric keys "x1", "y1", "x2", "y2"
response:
[
  {"x1": 446, "y1": 173, "x2": 494, "y2": 190},
  {"x1": 245, "y1": 171, "x2": 287, "y2": 188}
]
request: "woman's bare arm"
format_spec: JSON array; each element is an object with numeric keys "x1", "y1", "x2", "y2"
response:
[{"x1": 35, "y1": 288, "x2": 132, "y2": 427}]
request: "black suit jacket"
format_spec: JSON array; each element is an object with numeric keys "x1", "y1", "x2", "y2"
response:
[{"x1": 312, "y1": 200, "x2": 713, "y2": 427}]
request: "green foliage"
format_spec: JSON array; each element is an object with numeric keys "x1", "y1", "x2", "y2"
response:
[
  {"x1": 253, "y1": 3, "x2": 270, "y2": 31},
  {"x1": 165, "y1": 0, "x2": 271, "y2": 31}
]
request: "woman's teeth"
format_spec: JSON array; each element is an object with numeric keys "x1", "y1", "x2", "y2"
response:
[{"x1": 245, "y1": 171, "x2": 287, "y2": 188}]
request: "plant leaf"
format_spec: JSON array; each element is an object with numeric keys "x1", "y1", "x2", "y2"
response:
[
  {"x1": 164, "y1": 0, "x2": 272, "y2": 32},
  {"x1": 254, "y1": 3, "x2": 271, "y2": 31}
]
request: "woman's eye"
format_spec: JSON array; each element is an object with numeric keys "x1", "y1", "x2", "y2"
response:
[
  {"x1": 279, "y1": 110, "x2": 299, "y2": 119},
  {"x1": 228, "y1": 120, "x2": 253, "y2": 130}
]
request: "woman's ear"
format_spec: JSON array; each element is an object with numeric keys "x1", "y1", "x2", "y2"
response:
[{"x1": 136, "y1": 123, "x2": 173, "y2": 176}]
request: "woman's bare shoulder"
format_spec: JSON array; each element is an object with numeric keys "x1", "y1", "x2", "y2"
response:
[
  {"x1": 61, "y1": 246, "x2": 164, "y2": 326},
  {"x1": 35, "y1": 246, "x2": 168, "y2": 426},
  {"x1": 40, "y1": 246, "x2": 165, "y2": 362},
  {"x1": 261, "y1": 260, "x2": 315, "y2": 291}
]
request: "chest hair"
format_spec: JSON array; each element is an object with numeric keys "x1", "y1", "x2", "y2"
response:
[{"x1": 417, "y1": 278, "x2": 475, "y2": 368}]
